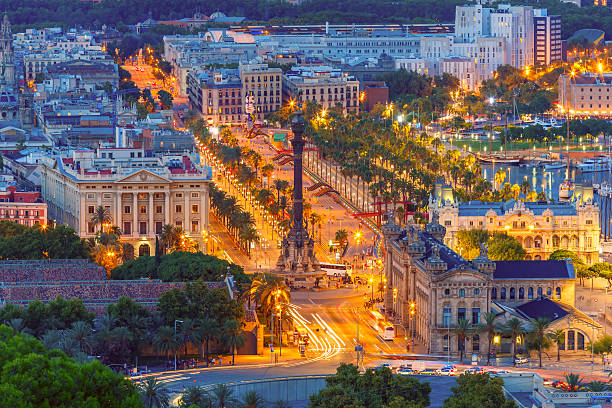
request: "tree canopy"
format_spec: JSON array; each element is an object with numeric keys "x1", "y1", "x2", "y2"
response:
[
  {"x1": 0, "y1": 223, "x2": 89, "y2": 260},
  {"x1": 487, "y1": 233, "x2": 526, "y2": 261},
  {"x1": 110, "y1": 251, "x2": 249, "y2": 284},
  {"x1": 443, "y1": 373, "x2": 515, "y2": 408},
  {"x1": 0, "y1": 325, "x2": 143, "y2": 408},
  {"x1": 309, "y1": 363, "x2": 431, "y2": 408}
]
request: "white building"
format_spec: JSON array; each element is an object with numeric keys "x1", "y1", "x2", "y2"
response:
[{"x1": 533, "y1": 9, "x2": 562, "y2": 66}]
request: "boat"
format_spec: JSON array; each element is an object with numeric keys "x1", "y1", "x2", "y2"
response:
[
  {"x1": 544, "y1": 163, "x2": 565, "y2": 170},
  {"x1": 533, "y1": 117, "x2": 561, "y2": 129},
  {"x1": 559, "y1": 180, "x2": 574, "y2": 199},
  {"x1": 476, "y1": 154, "x2": 521, "y2": 165},
  {"x1": 576, "y1": 156, "x2": 612, "y2": 172}
]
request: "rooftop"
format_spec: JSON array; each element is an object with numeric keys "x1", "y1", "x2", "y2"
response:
[{"x1": 493, "y1": 260, "x2": 575, "y2": 280}]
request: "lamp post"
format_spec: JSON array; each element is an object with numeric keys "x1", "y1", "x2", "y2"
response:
[
  {"x1": 369, "y1": 277, "x2": 374, "y2": 303},
  {"x1": 174, "y1": 319, "x2": 183, "y2": 371},
  {"x1": 356, "y1": 306, "x2": 360, "y2": 364},
  {"x1": 271, "y1": 313, "x2": 277, "y2": 364},
  {"x1": 276, "y1": 304, "x2": 283, "y2": 357}
]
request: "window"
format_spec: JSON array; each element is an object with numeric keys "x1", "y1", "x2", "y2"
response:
[
  {"x1": 458, "y1": 308, "x2": 466, "y2": 322},
  {"x1": 192, "y1": 205, "x2": 199, "y2": 213},
  {"x1": 155, "y1": 221, "x2": 162, "y2": 234},
  {"x1": 140, "y1": 205, "x2": 147, "y2": 214},
  {"x1": 567, "y1": 330, "x2": 575, "y2": 350},
  {"x1": 139, "y1": 222, "x2": 147, "y2": 235},
  {"x1": 123, "y1": 221, "x2": 131, "y2": 235},
  {"x1": 87, "y1": 193, "x2": 94, "y2": 199},
  {"x1": 555, "y1": 287, "x2": 561, "y2": 299},
  {"x1": 500, "y1": 287, "x2": 506, "y2": 300},
  {"x1": 491, "y1": 287, "x2": 497, "y2": 299},
  {"x1": 88, "y1": 206, "x2": 94, "y2": 214},
  {"x1": 176, "y1": 205, "x2": 182, "y2": 213},
  {"x1": 191, "y1": 192, "x2": 199, "y2": 198},
  {"x1": 444, "y1": 288, "x2": 450, "y2": 296},
  {"x1": 474, "y1": 288, "x2": 479, "y2": 295},
  {"x1": 104, "y1": 193, "x2": 111, "y2": 199},
  {"x1": 156, "y1": 205, "x2": 162, "y2": 214},
  {"x1": 87, "y1": 222, "x2": 95, "y2": 234},
  {"x1": 443, "y1": 307, "x2": 451, "y2": 328},
  {"x1": 472, "y1": 308, "x2": 480, "y2": 324},
  {"x1": 509, "y1": 287, "x2": 515, "y2": 300},
  {"x1": 444, "y1": 220, "x2": 451, "y2": 226},
  {"x1": 472, "y1": 335, "x2": 480, "y2": 352},
  {"x1": 459, "y1": 288, "x2": 465, "y2": 297},
  {"x1": 519, "y1": 287, "x2": 524, "y2": 299},
  {"x1": 191, "y1": 220, "x2": 199, "y2": 233},
  {"x1": 528, "y1": 287, "x2": 534, "y2": 299},
  {"x1": 443, "y1": 334, "x2": 450, "y2": 352},
  {"x1": 537, "y1": 287, "x2": 543, "y2": 298},
  {"x1": 546, "y1": 287, "x2": 552, "y2": 296},
  {"x1": 124, "y1": 206, "x2": 131, "y2": 214}
]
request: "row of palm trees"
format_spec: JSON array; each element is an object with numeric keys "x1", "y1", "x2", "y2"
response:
[
  {"x1": 455, "y1": 312, "x2": 556, "y2": 368},
  {"x1": 138, "y1": 378, "x2": 290, "y2": 408}
]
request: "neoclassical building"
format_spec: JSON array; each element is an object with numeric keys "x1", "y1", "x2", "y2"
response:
[
  {"x1": 41, "y1": 148, "x2": 212, "y2": 256},
  {"x1": 429, "y1": 183, "x2": 600, "y2": 265},
  {"x1": 383, "y1": 215, "x2": 601, "y2": 357}
]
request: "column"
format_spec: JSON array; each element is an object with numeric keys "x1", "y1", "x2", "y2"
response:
[
  {"x1": 148, "y1": 192, "x2": 154, "y2": 236},
  {"x1": 133, "y1": 192, "x2": 138, "y2": 234},
  {"x1": 184, "y1": 191, "x2": 189, "y2": 233},
  {"x1": 202, "y1": 187, "x2": 209, "y2": 230},
  {"x1": 79, "y1": 191, "x2": 86, "y2": 237},
  {"x1": 115, "y1": 191, "x2": 121, "y2": 229},
  {"x1": 164, "y1": 190, "x2": 170, "y2": 226}
]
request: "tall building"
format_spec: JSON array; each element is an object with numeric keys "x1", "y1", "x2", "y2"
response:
[
  {"x1": 187, "y1": 69, "x2": 243, "y2": 126},
  {"x1": 489, "y1": 5, "x2": 534, "y2": 68},
  {"x1": 533, "y1": 9, "x2": 562, "y2": 66},
  {"x1": 239, "y1": 63, "x2": 282, "y2": 123},
  {"x1": 41, "y1": 148, "x2": 212, "y2": 257},
  {"x1": 0, "y1": 14, "x2": 15, "y2": 88}
]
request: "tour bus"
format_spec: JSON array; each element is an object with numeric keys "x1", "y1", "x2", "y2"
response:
[
  {"x1": 319, "y1": 262, "x2": 352, "y2": 278},
  {"x1": 368, "y1": 310, "x2": 395, "y2": 341}
]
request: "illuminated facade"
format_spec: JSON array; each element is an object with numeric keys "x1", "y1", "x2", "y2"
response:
[{"x1": 559, "y1": 73, "x2": 612, "y2": 116}]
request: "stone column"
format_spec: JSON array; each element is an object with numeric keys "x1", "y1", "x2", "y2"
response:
[
  {"x1": 133, "y1": 192, "x2": 138, "y2": 234},
  {"x1": 184, "y1": 191, "x2": 189, "y2": 233},
  {"x1": 115, "y1": 191, "x2": 121, "y2": 230},
  {"x1": 148, "y1": 192, "x2": 154, "y2": 236},
  {"x1": 79, "y1": 191, "x2": 86, "y2": 237},
  {"x1": 164, "y1": 190, "x2": 170, "y2": 225}
]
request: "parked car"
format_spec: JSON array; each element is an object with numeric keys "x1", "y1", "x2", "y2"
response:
[
  {"x1": 436, "y1": 367, "x2": 456, "y2": 376},
  {"x1": 397, "y1": 367, "x2": 415, "y2": 375},
  {"x1": 489, "y1": 370, "x2": 510, "y2": 376},
  {"x1": 464, "y1": 367, "x2": 485, "y2": 374},
  {"x1": 419, "y1": 368, "x2": 436, "y2": 375},
  {"x1": 514, "y1": 356, "x2": 529, "y2": 365},
  {"x1": 542, "y1": 378, "x2": 553, "y2": 386}
]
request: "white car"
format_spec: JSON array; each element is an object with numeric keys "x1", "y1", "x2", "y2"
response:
[
  {"x1": 515, "y1": 356, "x2": 529, "y2": 365},
  {"x1": 397, "y1": 367, "x2": 415, "y2": 375},
  {"x1": 436, "y1": 367, "x2": 456, "y2": 376}
]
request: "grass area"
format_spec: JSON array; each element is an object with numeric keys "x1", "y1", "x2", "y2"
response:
[{"x1": 451, "y1": 139, "x2": 603, "y2": 154}]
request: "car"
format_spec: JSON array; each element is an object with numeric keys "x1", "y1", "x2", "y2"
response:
[
  {"x1": 489, "y1": 370, "x2": 510, "y2": 377},
  {"x1": 436, "y1": 367, "x2": 456, "y2": 376},
  {"x1": 464, "y1": 367, "x2": 485, "y2": 374},
  {"x1": 542, "y1": 378, "x2": 553, "y2": 386},
  {"x1": 419, "y1": 368, "x2": 436, "y2": 375},
  {"x1": 515, "y1": 356, "x2": 529, "y2": 365},
  {"x1": 397, "y1": 367, "x2": 415, "y2": 375}
]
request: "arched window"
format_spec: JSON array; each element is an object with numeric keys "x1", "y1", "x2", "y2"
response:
[
  {"x1": 546, "y1": 287, "x2": 552, "y2": 296},
  {"x1": 567, "y1": 330, "x2": 575, "y2": 350},
  {"x1": 518, "y1": 287, "x2": 525, "y2": 300},
  {"x1": 528, "y1": 287, "x2": 534, "y2": 300},
  {"x1": 577, "y1": 332, "x2": 585, "y2": 350},
  {"x1": 138, "y1": 243, "x2": 150, "y2": 257},
  {"x1": 491, "y1": 288, "x2": 497, "y2": 299},
  {"x1": 500, "y1": 287, "x2": 506, "y2": 300},
  {"x1": 555, "y1": 287, "x2": 561, "y2": 299},
  {"x1": 537, "y1": 287, "x2": 543, "y2": 298},
  {"x1": 509, "y1": 287, "x2": 516, "y2": 300}
]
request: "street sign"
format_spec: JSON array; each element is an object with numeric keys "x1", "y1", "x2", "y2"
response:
[
  {"x1": 273, "y1": 133, "x2": 286, "y2": 142},
  {"x1": 594, "y1": 298, "x2": 599, "y2": 303},
  {"x1": 354, "y1": 345, "x2": 363, "y2": 352}
]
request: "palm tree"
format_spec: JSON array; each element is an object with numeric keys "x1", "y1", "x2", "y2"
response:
[
  {"x1": 335, "y1": 229, "x2": 349, "y2": 253},
  {"x1": 181, "y1": 385, "x2": 212, "y2": 408},
  {"x1": 222, "y1": 319, "x2": 246, "y2": 366},
  {"x1": 178, "y1": 318, "x2": 203, "y2": 360},
  {"x1": 249, "y1": 273, "x2": 290, "y2": 316},
  {"x1": 91, "y1": 205, "x2": 111, "y2": 232},
  {"x1": 241, "y1": 391, "x2": 265, "y2": 408},
  {"x1": 272, "y1": 400, "x2": 291, "y2": 408},
  {"x1": 454, "y1": 318, "x2": 471, "y2": 363},
  {"x1": 67, "y1": 321, "x2": 94, "y2": 354},
  {"x1": 548, "y1": 329, "x2": 565, "y2": 362},
  {"x1": 7, "y1": 318, "x2": 30, "y2": 334},
  {"x1": 159, "y1": 224, "x2": 182, "y2": 254},
  {"x1": 273, "y1": 179, "x2": 289, "y2": 205},
  {"x1": 261, "y1": 163, "x2": 274, "y2": 187},
  {"x1": 199, "y1": 318, "x2": 220, "y2": 366},
  {"x1": 530, "y1": 317, "x2": 551, "y2": 368},
  {"x1": 520, "y1": 179, "x2": 531, "y2": 198},
  {"x1": 503, "y1": 317, "x2": 525, "y2": 366},
  {"x1": 138, "y1": 378, "x2": 170, "y2": 408},
  {"x1": 562, "y1": 373, "x2": 585, "y2": 391},
  {"x1": 494, "y1": 169, "x2": 506, "y2": 190},
  {"x1": 587, "y1": 380, "x2": 609, "y2": 391},
  {"x1": 211, "y1": 384, "x2": 237, "y2": 408},
  {"x1": 153, "y1": 325, "x2": 180, "y2": 362},
  {"x1": 478, "y1": 311, "x2": 498, "y2": 366}
]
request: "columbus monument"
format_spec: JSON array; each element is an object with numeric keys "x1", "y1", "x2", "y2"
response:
[{"x1": 275, "y1": 112, "x2": 321, "y2": 286}]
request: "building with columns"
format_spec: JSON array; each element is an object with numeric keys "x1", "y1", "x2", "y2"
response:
[
  {"x1": 382, "y1": 215, "x2": 600, "y2": 358},
  {"x1": 40, "y1": 148, "x2": 212, "y2": 256},
  {"x1": 429, "y1": 183, "x2": 600, "y2": 265}
]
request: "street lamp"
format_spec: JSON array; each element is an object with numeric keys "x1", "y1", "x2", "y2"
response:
[
  {"x1": 369, "y1": 277, "x2": 374, "y2": 303},
  {"x1": 174, "y1": 319, "x2": 183, "y2": 371}
]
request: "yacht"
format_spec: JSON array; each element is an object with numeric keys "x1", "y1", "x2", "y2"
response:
[
  {"x1": 576, "y1": 156, "x2": 612, "y2": 172},
  {"x1": 559, "y1": 180, "x2": 574, "y2": 199},
  {"x1": 544, "y1": 162, "x2": 565, "y2": 170}
]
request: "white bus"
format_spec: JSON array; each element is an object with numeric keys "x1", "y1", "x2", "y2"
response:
[
  {"x1": 319, "y1": 262, "x2": 352, "y2": 278},
  {"x1": 368, "y1": 310, "x2": 394, "y2": 341}
]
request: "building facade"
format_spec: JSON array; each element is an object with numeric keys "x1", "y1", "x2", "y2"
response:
[
  {"x1": 383, "y1": 215, "x2": 600, "y2": 358},
  {"x1": 533, "y1": 9, "x2": 562, "y2": 66},
  {"x1": 187, "y1": 69, "x2": 244, "y2": 126},
  {"x1": 430, "y1": 186, "x2": 600, "y2": 265},
  {"x1": 0, "y1": 185, "x2": 47, "y2": 227},
  {"x1": 40, "y1": 150, "x2": 211, "y2": 256},
  {"x1": 239, "y1": 63, "x2": 283, "y2": 123},
  {"x1": 283, "y1": 66, "x2": 360, "y2": 114},
  {"x1": 559, "y1": 73, "x2": 612, "y2": 116}
]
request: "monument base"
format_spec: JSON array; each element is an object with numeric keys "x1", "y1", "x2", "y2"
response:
[{"x1": 274, "y1": 269, "x2": 328, "y2": 289}]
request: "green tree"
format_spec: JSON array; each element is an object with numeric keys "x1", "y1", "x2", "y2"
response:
[
  {"x1": 548, "y1": 329, "x2": 565, "y2": 362},
  {"x1": 502, "y1": 318, "x2": 525, "y2": 366},
  {"x1": 443, "y1": 373, "x2": 515, "y2": 408},
  {"x1": 241, "y1": 390, "x2": 265, "y2": 408},
  {"x1": 478, "y1": 311, "x2": 499, "y2": 367},
  {"x1": 157, "y1": 89, "x2": 174, "y2": 110},
  {"x1": 310, "y1": 363, "x2": 431, "y2": 408},
  {"x1": 211, "y1": 384, "x2": 237, "y2": 408},
  {"x1": 0, "y1": 325, "x2": 143, "y2": 407},
  {"x1": 530, "y1": 317, "x2": 551, "y2": 369},
  {"x1": 487, "y1": 233, "x2": 526, "y2": 261},
  {"x1": 180, "y1": 385, "x2": 211, "y2": 408},
  {"x1": 138, "y1": 378, "x2": 170, "y2": 408},
  {"x1": 34, "y1": 72, "x2": 45, "y2": 83},
  {"x1": 454, "y1": 319, "x2": 472, "y2": 364},
  {"x1": 456, "y1": 229, "x2": 489, "y2": 260},
  {"x1": 589, "y1": 334, "x2": 612, "y2": 364},
  {"x1": 222, "y1": 319, "x2": 246, "y2": 365}
]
